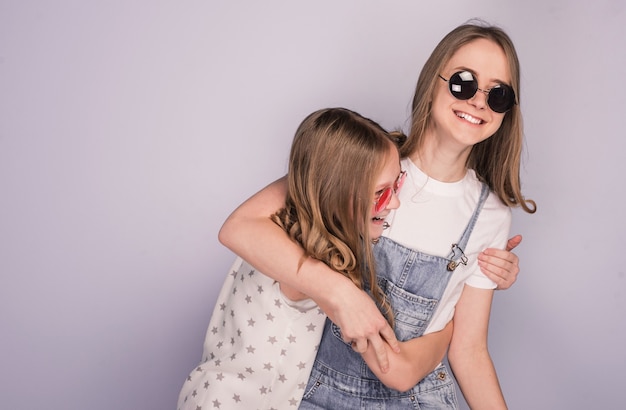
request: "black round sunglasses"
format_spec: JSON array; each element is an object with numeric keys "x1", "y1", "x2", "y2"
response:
[{"x1": 439, "y1": 70, "x2": 516, "y2": 114}]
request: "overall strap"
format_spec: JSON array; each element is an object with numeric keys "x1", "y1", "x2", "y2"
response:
[{"x1": 446, "y1": 183, "x2": 490, "y2": 264}]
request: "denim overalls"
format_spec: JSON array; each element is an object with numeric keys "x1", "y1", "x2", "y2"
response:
[{"x1": 300, "y1": 183, "x2": 490, "y2": 410}]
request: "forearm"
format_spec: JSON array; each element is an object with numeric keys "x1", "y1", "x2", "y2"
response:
[
  {"x1": 361, "y1": 321, "x2": 453, "y2": 392},
  {"x1": 448, "y1": 345, "x2": 506, "y2": 409},
  {"x1": 218, "y1": 177, "x2": 348, "y2": 300},
  {"x1": 449, "y1": 285, "x2": 507, "y2": 409}
]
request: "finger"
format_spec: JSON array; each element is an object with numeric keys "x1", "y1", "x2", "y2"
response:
[
  {"x1": 478, "y1": 259, "x2": 504, "y2": 282},
  {"x1": 366, "y1": 335, "x2": 390, "y2": 373},
  {"x1": 480, "y1": 248, "x2": 518, "y2": 268},
  {"x1": 353, "y1": 338, "x2": 369, "y2": 354},
  {"x1": 478, "y1": 250, "x2": 512, "y2": 270},
  {"x1": 478, "y1": 258, "x2": 515, "y2": 290},
  {"x1": 505, "y1": 234, "x2": 522, "y2": 252},
  {"x1": 379, "y1": 324, "x2": 400, "y2": 353},
  {"x1": 495, "y1": 274, "x2": 514, "y2": 290}
]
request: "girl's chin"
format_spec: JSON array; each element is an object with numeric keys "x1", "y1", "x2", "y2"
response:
[{"x1": 369, "y1": 227, "x2": 384, "y2": 240}]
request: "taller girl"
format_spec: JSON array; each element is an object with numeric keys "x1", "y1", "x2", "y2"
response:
[{"x1": 302, "y1": 22, "x2": 536, "y2": 408}]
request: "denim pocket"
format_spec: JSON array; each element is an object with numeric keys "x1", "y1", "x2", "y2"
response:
[{"x1": 379, "y1": 277, "x2": 438, "y2": 341}]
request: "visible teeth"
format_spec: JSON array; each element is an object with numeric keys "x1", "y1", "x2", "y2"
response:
[{"x1": 457, "y1": 112, "x2": 482, "y2": 124}]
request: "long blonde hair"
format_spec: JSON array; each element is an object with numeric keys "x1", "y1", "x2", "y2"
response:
[
  {"x1": 271, "y1": 108, "x2": 400, "y2": 325},
  {"x1": 403, "y1": 22, "x2": 536, "y2": 213}
]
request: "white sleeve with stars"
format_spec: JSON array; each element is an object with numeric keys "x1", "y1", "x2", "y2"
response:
[{"x1": 177, "y1": 257, "x2": 327, "y2": 410}]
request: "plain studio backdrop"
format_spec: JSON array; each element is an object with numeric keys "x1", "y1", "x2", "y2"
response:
[{"x1": 1, "y1": 1, "x2": 624, "y2": 409}]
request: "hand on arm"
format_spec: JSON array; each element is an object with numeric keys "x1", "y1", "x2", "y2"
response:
[
  {"x1": 448, "y1": 285, "x2": 507, "y2": 409},
  {"x1": 360, "y1": 321, "x2": 453, "y2": 392},
  {"x1": 218, "y1": 176, "x2": 400, "y2": 371},
  {"x1": 478, "y1": 234, "x2": 522, "y2": 290}
]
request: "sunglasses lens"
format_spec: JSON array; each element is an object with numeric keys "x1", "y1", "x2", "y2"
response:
[
  {"x1": 449, "y1": 71, "x2": 478, "y2": 100},
  {"x1": 487, "y1": 84, "x2": 516, "y2": 113},
  {"x1": 375, "y1": 188, "x2": 392, "y2": 213}
]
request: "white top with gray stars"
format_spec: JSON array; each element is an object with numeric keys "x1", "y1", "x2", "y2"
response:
[{"x1": 177, "y1": 257, "x2": 326, "y2": 410}]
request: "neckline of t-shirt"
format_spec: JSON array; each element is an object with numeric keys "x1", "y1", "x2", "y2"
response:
[{"x1": 402, "y1": 157, "x2": 472, "y2": 196}]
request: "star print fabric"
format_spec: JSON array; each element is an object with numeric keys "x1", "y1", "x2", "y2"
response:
[{"x1": 177, "y1": 257, "x2": 326, "y2": 410}]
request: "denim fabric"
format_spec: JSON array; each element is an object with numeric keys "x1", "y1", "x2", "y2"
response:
[{"x1": 300, "y1": 184, "x2": 489, "y2": 409}]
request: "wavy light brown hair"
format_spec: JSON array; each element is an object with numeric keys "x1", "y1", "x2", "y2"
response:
[
  {"x1": 271, "y1": 108, "x2": 401, "y2": 325},
  {"x1": 403, "y1": 22, "x2": 536, "y2": 213}
]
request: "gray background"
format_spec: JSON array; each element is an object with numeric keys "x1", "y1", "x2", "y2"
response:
[{"x1": 1, "y1": 1, "x2": 624, "y2": 409}]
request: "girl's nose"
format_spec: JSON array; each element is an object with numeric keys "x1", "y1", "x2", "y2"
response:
[
  {"x1": 469, "y1": 87, "x2": 489, "y2": 110},
  {"x1": 388, "y1": 190, "x2": 401, "y2": 210}
]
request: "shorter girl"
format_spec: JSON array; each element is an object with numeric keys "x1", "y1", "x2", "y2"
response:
[{"x1": 176, "y1": 107, "x2": 450, "y2": 409}]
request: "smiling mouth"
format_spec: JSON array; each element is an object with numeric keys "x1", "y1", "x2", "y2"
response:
[
  {"x1": 455, "y1": 111, "x2": 483, "y2": 124},
  {"x1": 372, "y1": 216, "x2": 390, "y2": 229}
]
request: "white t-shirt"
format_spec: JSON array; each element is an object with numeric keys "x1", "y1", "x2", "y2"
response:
[{"x1": 384, "y1": 158, "x2": 511, "y2": 333}]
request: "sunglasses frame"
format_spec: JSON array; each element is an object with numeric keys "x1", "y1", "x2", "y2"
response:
[
  {"x1": 439, "y1": 70, "x2": 517, "y2": 113},
  {"x1": 373, "y1": 170, "x2": 407, "y2": 214}
]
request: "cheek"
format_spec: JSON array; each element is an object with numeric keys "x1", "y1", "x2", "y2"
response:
[
  {"x1": 431, "y1": 89, "x2": 448, "y2": 110},
  {"x1": 430, "y1": 90, "x2": 458, "y2": 121},
  {"x1": 488, "y1": 115, "x2": 506, "y2": 134}
]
